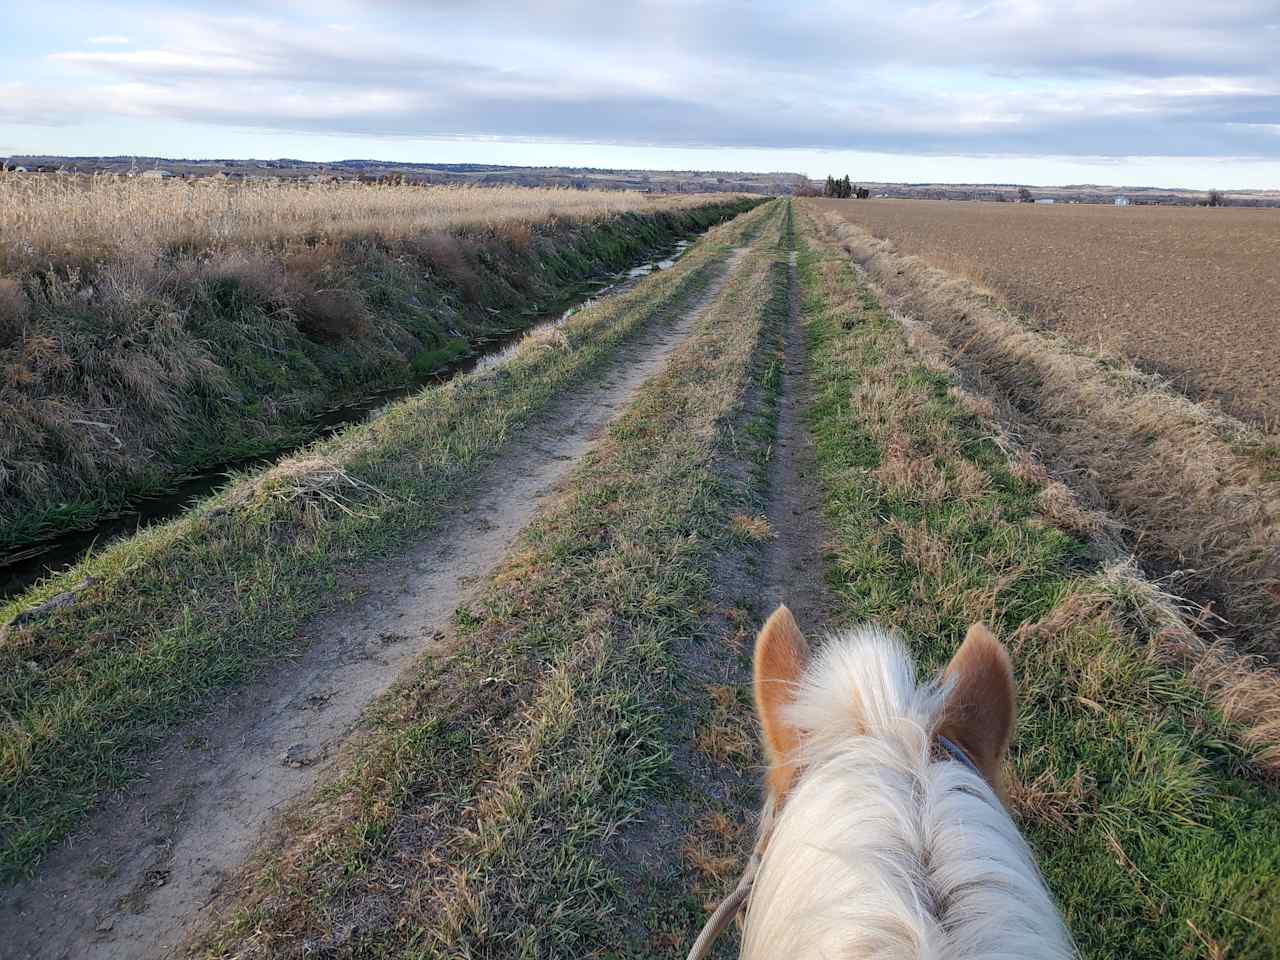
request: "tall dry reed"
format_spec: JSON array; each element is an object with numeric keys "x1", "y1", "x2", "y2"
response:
[{"x1": 0, "y1": 173, "x2": 724, "y2": 270}]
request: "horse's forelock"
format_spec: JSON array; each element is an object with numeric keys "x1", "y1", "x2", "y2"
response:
[{"x1": 741, "y1": 627, "x2": 1073, "y2": 960}]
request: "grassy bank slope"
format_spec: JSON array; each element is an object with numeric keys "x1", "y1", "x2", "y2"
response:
[
  {"x1": 803, "y1": 205, "x2": 1280, "y2": 657},
  {"x1": 1, "y1": 193, "x2": 761, "y2": 552},
  {"x1": 189, "y1": 200, "x2": 792, "y2": 960},
  {"x1": 797, "y1": 210, "x2": 1280, "y2": 958},
  {"x1": 0, "y1": 201, "x2": 777, "y2": 884}
]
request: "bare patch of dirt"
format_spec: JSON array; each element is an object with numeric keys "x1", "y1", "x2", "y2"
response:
[
  {"x1": 816, "y1": 198, "x2": 1280, "y2": 427},
  {"x1": 760, "y1": 252, "x2": 833, "y2": 635},
  {"x1": 0, "y1": 256, "x2": 746, "y2": 960}
]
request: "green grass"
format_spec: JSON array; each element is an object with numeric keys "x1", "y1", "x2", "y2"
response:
[
  {"x1": 190, "y1": 200, "x2": 793, "y2": 960},
  {"x1": 0, "y1": 201, "x2": 780, "y2": 884},
  {"x1": 795, "y1": 216, "x2": 1280, "y2": 959},
  {"x1": 409, "y1": 337, "x2": 470, "y2": 376}
]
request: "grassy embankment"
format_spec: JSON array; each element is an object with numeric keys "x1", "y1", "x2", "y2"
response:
[
  {"x1": 796, "y1": 208, "x2": 1280, "y2": 959},
  {"x1": 805, "y1": 206, "x2": 1280, "y2": 659},
  {"x1": 0, "y1": 200, "x2": 778, "y2": 884},
  {"x1": 0, "y1": 176, "x2": 760, "y2": 552},
  {"x1": 189, "y1": 199, "x2": 794, "y2": 960}
]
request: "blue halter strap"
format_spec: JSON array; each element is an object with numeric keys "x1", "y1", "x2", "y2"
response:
[{"x1": 935, "y1": 733, "x2": 981, "y2": 776}]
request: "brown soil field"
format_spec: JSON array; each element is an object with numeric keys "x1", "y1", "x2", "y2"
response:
[{"x1": 815, "y1": 198, "x2": 1280, "y2": 426}]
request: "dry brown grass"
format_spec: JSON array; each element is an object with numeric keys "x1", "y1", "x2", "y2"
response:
[
  {"x1": 1008, "y1": 562, "x2": 1280, "y2": 777},
  {"x1": 1008, "y1": 766, "x2": 1097, "y2": 833},
  {"x1": 0, "y1": 181, "x2": 755, "y2": 550},
  {"x1": 293, "y1": 287, "x2": 370, "y2": 342},
  {"x1": 1036, "y1": 480, "x2": 1109, "y2": 540},
  {"x1": 834, "y1": 298, "x2": 993, "y2": 512},
  {"x1": 403, "y1": 231, "x2": 482, "y2": 301},
  {"x1": 683, "y1": 809, "x2": 749, "y2": 913},
  {"x1": 695, "y1": 684, "x2": 756, "y2": 765},
  {"x1": 1098, "y1": 560, "x2": 1280, "y2": 775},
  {"x1": 0, "y1": 279, "x2": 29, "y2": 346},
  {"x1": 729, "y1": 514, "x2": 774, "y2": 541},
  {"x1": 0, "y1": 172, "x2": 727, "y2": 270},
  {"x1": 809, "y1": 206, "x2": 1280, "y2": 656}
]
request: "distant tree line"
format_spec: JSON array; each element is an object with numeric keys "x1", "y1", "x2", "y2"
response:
[{"x1": 824, "y1": 175, "x2": 869, "y2": 199}]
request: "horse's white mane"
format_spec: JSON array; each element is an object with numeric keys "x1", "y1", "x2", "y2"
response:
[{"x1": 741, "y1": 626, "x2": 1074, "y2": 959}]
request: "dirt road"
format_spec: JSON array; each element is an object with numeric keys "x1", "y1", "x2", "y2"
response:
[
  {"x1": 0, "y1": 249, "x2": 749, "y2": 960},
  {"x1": 758, "y1": 251, "x2": 830, "y2": 634}
]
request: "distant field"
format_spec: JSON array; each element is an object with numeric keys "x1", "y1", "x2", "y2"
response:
[{"x1": 816, "y1": 198, "x2": 1280, "y2": 425}]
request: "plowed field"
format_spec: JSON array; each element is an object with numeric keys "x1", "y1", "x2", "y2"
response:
[{"x1": 816, "y1": 198, "x2": 1280, "y2": 426}]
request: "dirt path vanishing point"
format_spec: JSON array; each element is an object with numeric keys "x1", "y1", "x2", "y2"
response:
[
  {"x1": 0, "y1": 249, "x2": 748, "y2": 960},
  {"x1": 759, "y1": 251, "x2": 832, "y2": 637}
]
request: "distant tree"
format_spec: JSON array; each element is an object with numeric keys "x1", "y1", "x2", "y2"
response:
[
  {"x1": 1017, "y1": 187, "x2": 1033, "y2": 202},
  {"x1": 1207, "y1": 188, "x2": 1225, "y2": 207},
  {"x1": 822, "y1": 175, "x2": 867, "y2": 199}
]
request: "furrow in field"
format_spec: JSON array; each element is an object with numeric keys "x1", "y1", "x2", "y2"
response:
[{"x1": 811, "y1": 197, "x2": 1280, "y2": 426}]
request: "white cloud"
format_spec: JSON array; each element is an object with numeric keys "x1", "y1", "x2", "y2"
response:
[
  {"x1": 5, "y1": 2, "x2": 1278, "y2": 164},
  {"x1": 52, "y1": 49, "x2": 264, "y2": 77}
]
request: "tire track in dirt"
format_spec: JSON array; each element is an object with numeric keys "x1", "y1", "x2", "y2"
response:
[
  {"x1": 759, "y1": 250, "x2": 832, "y2": 635},
  {"x1": 650, "y1": 238, "x2": 832, "y2": 957},
  {"x1": 0, "y1": 249, "x2": 749, "y2": 960}
]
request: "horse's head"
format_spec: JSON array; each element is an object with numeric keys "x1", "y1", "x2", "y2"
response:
[
  {"x1": 737, "y1": 606, "x2": 1073, "y2": 959},
  {"x1": 753, "y1": 606, "x2": 1014, "y2": 808}
]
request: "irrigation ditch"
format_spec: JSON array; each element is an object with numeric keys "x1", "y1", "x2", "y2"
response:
[{"x1": 0, "y1": 236, "x2": 697, "y2": 601}]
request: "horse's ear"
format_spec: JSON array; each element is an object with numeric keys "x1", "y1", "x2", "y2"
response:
[
  {"x1": 937, "y1": 623, "x2": 1015, "y2": 795},
  {"x1": 753, "y1": 605, "x2": 809, "y2": 802}
]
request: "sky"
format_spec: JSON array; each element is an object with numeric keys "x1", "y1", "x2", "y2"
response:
[{"x1": 2, "y1": 1, "x2": 1279, "y2": 190}]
